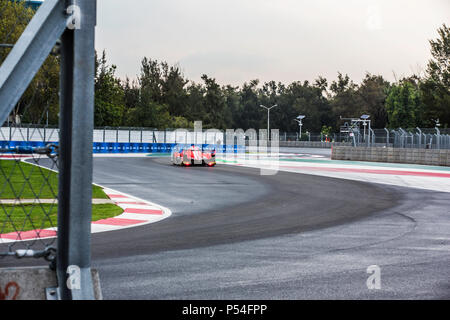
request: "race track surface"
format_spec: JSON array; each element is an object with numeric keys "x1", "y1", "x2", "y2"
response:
[
  {"x1": 2, "y1": 154, "x2": 450, "y2": 299},
  {"x1": 90, "y1": 157, "x2": 395, "y2": 258},
  {"x1": 90, "y1": 156, "x2": 450, "y2": 299}
]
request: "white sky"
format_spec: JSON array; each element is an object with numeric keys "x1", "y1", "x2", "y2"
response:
[{"x1": 96, "y1": 0, "x2": 450, "y2": 86}]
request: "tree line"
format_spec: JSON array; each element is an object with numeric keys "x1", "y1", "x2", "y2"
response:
[
  {"x1": 1, "y1": 1, "x2": 448, "y2": 133},
  {"x1": 94, "y1": 24, "x2": 449, "y2": 133}
]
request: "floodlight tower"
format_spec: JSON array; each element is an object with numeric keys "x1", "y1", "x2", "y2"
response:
[
  {"x1": 294, "y1": 115, "x2": 306, "y2": 140},
  {"x1": 260, "y1": 104, "x2": 278, "y2": 140}
]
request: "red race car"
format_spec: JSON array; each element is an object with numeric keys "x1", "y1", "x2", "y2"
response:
[{"x1": 171, "y1": 145, "x2": 216, "y2": 167}]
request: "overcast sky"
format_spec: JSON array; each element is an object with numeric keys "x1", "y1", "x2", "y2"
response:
[{"x1": 96, "y1": 0, "x2": 450, "y2": 86}]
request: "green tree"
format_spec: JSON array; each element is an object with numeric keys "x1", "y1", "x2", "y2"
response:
[
  {"x1": 222, "y1": 85, "x2": 240, "y2": 129},
  {"x1": 94, "y1": 51, "x2": 125, "y2": 127},
  {"x1": 160, "y1": 64, "x2": 188, "y2": 117},
  {"x1": 0, "y1": 1, "x2": 59, "y2": 126},
  {"x1": 123, "y1": 77, "x2": 140, "y2": 111},
  {"x1": 201, "y1": 74, "x2": 228, "y2": 129},
  {"x1": 385, "y1": 77, "x2": 424, "y2": 128},
  {"x1": 329, "y1": 73, "x2": 361, "y2": 130},
  {"x1": 125, "y1": 100, "x2": 171, "y2": 129},
  {"x1": 185, "y1": 82, "x2": 206, "y2": 123},
  {"x1": 273, "y1": 79, "x2": 332, "y2": 133},
  {"x1": 0, "y1": 0, "x2": 34, "y2": 65},
  {"x1": 139, "y1": 58, "x2": 164, "y2": 104},
  {"x1": 420, "y1": 24, "x2": 450, "y2": 127},
  {"x1": 321, "y1": 125, "x2": 333, "y2": 136},
  {"x1": 357, "y1": 74, "x2": 390, "y2": 128},
  {"x1": 238, "y1": 80, "x2": 262, "y2": 130}
]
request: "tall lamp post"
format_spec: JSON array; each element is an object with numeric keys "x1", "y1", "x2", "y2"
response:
[
  {"x1": 361, "y1": 114, "x2": 371, "y2": 146},
  {"x1": 294, "y1": 115, "x2": 306, "y2": 141},
  {"x1": 260, "y1": 104, "x2": 278, "y2": 140}
]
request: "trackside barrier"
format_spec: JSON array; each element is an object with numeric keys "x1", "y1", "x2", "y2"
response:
[
  {"x1": 0, "y1": 141, "x2": 246, "y2": 154},
  {"x1": 332, "y1": 146, "x2": 450, "y2": 167}
]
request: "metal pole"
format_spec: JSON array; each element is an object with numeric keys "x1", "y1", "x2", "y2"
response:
[
  {"x1": 363, "y1": 121, "x2": 366, "y2": 143},
  {"x1": 384, "y1": 128, "x2": 389, "y2": 147},
  {"x1": 260, "y1": 104, "x2": 277, "y2": 141},
  {"x1": 436, "y1": 127, "x2": 441, "y2": 150},
  {"x1": 299, "y1": 122, "x2": 302, "y2": 139},
  {"x1": 416, "y1": 128, "x2": 422, "y2": 148},
  {"x1": 57, "y1": 0, "x2": 97, "y2": 300}
]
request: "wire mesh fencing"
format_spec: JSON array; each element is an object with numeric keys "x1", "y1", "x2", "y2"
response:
[
  {"x1": 0, "y1": 0, "x2": 60, "y2": 263},
  {"x1": 364, "y1": 128, "x2": 450, "y2": 149},
  {"x1": 279, "y1": 132, "x2": 348, "y2": 143},
  {"x1": 1, "y1": 0, "x2": 99, "y2": 300}
]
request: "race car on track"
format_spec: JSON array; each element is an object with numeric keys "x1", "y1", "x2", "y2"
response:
[{"x1": 171, "y1": 145, "x2": 216, "y2": 167}]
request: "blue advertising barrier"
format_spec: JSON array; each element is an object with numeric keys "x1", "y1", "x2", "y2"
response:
[{"x1": 1, "y1": 141, "x2": 245, "y2": 154}]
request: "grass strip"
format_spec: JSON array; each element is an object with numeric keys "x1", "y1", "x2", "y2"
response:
[
  {"x1": 0, "y1": 160, "x2": 108, "y2": 199},
  {"x1": 0, "y1": 203, "x2": 123, "y2": 234}
]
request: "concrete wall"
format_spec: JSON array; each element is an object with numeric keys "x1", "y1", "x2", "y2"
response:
[
  {"x1": 332, "y1": 146, "x2": 450, "y2": 167},
  {"x1": 0, "y1": 267, "x2": 102, "y2": 300},
  {"x1": 280, "y1": 141, "x2": 351, "y2": 148}
]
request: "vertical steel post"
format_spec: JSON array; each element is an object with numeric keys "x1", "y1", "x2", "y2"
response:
[
  {"x1": 57, "y1": 0, "x2": 97, "y2": 300},
  {"x1": 416, "y1": 128, "x2": 422, "y2": 148},
  {"x1": 436, "y1": 127, "x2": 441, "y2": 150},
  {"x1": 384, "y1": 128, "x2": 389, "y2": 147}
]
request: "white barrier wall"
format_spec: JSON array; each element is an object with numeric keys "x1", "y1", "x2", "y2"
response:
[{"x1": 1, "y1": 127, "x2": 225, "y2": 144}]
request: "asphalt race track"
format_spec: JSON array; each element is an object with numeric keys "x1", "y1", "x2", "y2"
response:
[
  {"x1": 91, "y1": 156, "x2": 450, "y2": 299},
  {"x1": 2, "y1": 154, "x2": 450, "y2": 299},
  {"x1": 91, "y1": 157, "x2": 395, "y2": 257}
]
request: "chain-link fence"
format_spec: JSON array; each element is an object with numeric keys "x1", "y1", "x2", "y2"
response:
[
  {"x1": 0, "y1": 0, "x2": 60, "y2": 261},
  {"x1": 0, "y1": 0, "x2": 97, "y2": 299},
  {"x1": 280, "y1": 132, "x2": 348, "y2": 143},
  {"x1": 351, "y1": 128, "x2": 450, "y2": 149}
]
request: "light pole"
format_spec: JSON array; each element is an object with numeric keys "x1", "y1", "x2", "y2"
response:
[
  {"x1": 361, "y1": 114, "x2": 371, "y2": 146},
  {"x1": 260, "y1": 104, "x2": 277, "y2": 140},
  {"x1": 433, "y1": 118, "x2": 441, "y2": 128},
  {"x1": 294, "y1": 115, "x2": 306, "y2": 141}
]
